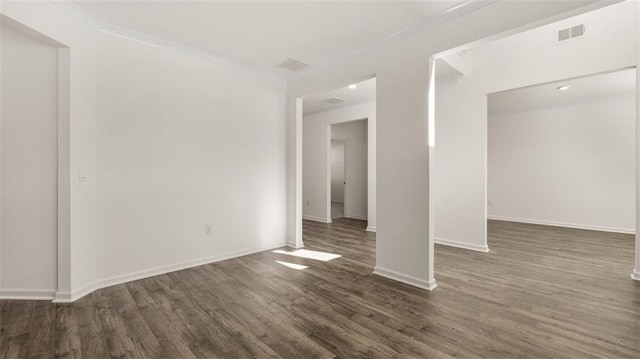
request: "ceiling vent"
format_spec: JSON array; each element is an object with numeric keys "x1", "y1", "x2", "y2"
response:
[
  {"x1": 277, "y1": 58, "x2": 310, "y2": 72},
  {"x1": 323, "y1": 97, "x2": 346, "y2": 105},
  {"x1": 557, "y1": 24, "x2": 585, "y2": 43}
]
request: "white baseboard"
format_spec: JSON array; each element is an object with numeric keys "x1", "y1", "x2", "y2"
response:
[
  {"x1": 0, "y1": 288, "x2": 56, "y2": 300},
  {"x1": 366, "y1": 226, "x2": 376, "y2": 233},
  {"x1": 54, "y1": 241, "x2": 286, "y2": 303},
  {"x1": 373, "y1": 266, "x2": 437, "y2": 291},
  {"x1": 346, "y1": 214, "x2": 368, "y2": 221},
  {"x1": 487, "y1": 215, "x2": 635, "y2": 235},
  {"x1": 302, "y1": 215, "x2": 332, "y2": 223},
  {"x1": 287, "y1": 242, "x2": 305, "y2": 249},
  {"x1": 632, "y1": 269, "x2": 640, "y2": 281},
  {"x1": 435, "y1": 237, "x2": 489, "y2": 253},
  {"x1": 53, "y1": 291, "x2": 73, "y2": 303}
]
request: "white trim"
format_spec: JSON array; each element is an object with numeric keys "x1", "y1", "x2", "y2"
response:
[
  {"x1": 373, "y1": 266, "x2": 437, "y2": 291},
  {"x1": 302, "y1": 215, "x2": 332, "y2": 224},
  {"x1": 435, "y1": 237, "x2": 490, "y2": 253},
  {"x1": 51, "y1": 1, "x2": 281, "y2": 80},
  {"x1": 488, "y1": 215, "x2": 635, "y2": 235},
  {"x1": 366, "y1": 226, "x2": 377, "y2": 233},
  {"x1": 53, "y1": 241, "x2": 286, "y2": 303},
  {"x1": 0, "y1": 289, "x2": 56, "y2": 300},
  {"x1": 346, "y1": 214, "x2": 368, "y2": 221},
  {"x1": 632, "y1": 270, "x2": 640, "y2": 281}
]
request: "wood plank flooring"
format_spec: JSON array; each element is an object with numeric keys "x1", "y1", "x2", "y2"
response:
[{"x1": 1, "y1": 219, "x2": 639, "y2": 358}]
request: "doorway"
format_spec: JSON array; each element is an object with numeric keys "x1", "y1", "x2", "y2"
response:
[
  {"x1": 328, "y1": 119, "x2": 368, "y2": 223},
  {"x1": 1, "y1": 21, "x2": 59, "y2": 299},
  {"x1": 487, "y1": 68, "x2": 636, "y2": 236},
  {"x1": 300, "y1": 77, "x2": 376, "y2": 234},
  {"x1": 330, "y1": 139, "x2": 347, "y2": 219},
  {"x1": 430, "y1": 0, "x2": 638, "y2": 281}
]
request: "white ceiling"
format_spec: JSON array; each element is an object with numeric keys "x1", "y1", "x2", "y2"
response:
[
  {"x1": 303, "y1": 58, "x2": 463, "y2": 115},
  {"x1": 73, "y1": 1, "x2": 464, "y2": 76},
  {"x1": 488, "y1": 68, "x2": 637, "y2": 115},
  {"x1": 303, "y1": 77, "x2": 376, "y2": 115}
]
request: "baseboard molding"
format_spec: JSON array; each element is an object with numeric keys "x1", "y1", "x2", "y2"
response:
[
  {"x1": 366, "y1": 226, "x2": 376, "y2": 233},
  {"x1": 435, "y1": 237, "x2": 489, "y2": 253},
  {"x1": 54, "y1": 241, "x2": 287, "y2": 303},
  {"x1": 53, "y1": 291, "x2": 72, "y2": 303},
  {"x1": 632, "y1": 269, "x2": 640, "y2": 281},
  {"x1": 373, "y1": 266, "x2": 437, "y2": 291},
  {"x1": 346, "y1": 214, "x2": 368, "y2": 221},
  {"x1": 287, "y1": 242, "x2": 305, "y2": 249},
  {"x1": 302, "y1": 215, "x2": 332, "y2": 223},
  {"x1": 487, "y1": 215, "x2": 635, "y2": 235},
  {"x1": 0, "y1": 288, "x2": 56, "y2": 300}
]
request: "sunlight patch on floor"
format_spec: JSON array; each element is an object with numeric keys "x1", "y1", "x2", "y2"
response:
[
  {"x1": 275, "y1": 260, "x2": 309, "y2": 270},
  {"x1": 272, "y1": 249, "x2": 342, "y2": 261}
]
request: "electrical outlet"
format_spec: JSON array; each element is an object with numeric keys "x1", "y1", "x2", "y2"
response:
[
  {"x1": 306, "y1": 200, "x2": 310, "y2": 205},
  {"x1": 205, "y1": 225, "x2": 212, "y2": 235},
  {"x1": 488, "y1": 200, "x2": 493, "y2": 206}
]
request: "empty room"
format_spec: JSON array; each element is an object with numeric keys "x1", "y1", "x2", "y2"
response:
[{"x1": 1, "y1": 1, "x2": 639, "y2": 358}]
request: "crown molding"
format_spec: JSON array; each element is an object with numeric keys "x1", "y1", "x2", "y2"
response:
[
  {"x1": 51, "y1": 0, "x2": 496, "y2": 82},
  {"x1": 51, "y1": 0, "x2": 284, "y2": 80},
  {"x1": 288, "y1": 0, "x2": 497, "y2": 79}
]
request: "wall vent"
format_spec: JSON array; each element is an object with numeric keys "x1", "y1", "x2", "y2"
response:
[
  {"x1": 323, "y1": 97, "x2": 346, "y2": 105},
  {"x1": 557, "y1": 24, "x2": 585, "y2": 42},
  {"x1": 277, "y1": 58, "x2": 310, "y2": 72}
]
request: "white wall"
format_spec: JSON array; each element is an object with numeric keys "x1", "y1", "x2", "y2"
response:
[
  {"x1": 288, "y1": 0, "x2": 623, "y2": 289},
  {"x1": 330, "y1": 141, "x2": 345, "y2": 203},
  {"x1": 332, "y1": 120, "x2": 368, "y2": 219},
  {"x1": 93, "y1": 33, "x2": 287, "y2": 287},
  {"x1": 0, "y1": 23, "x2": 58, "y2": 298},
  {"x1": 302, "y1": 102, "x2": 376, "y2": 229},
  {"x1": 488, "y1": 95, "x2": 636, "y2": 233},
  {"x1": 1, "y1": 2, "x2": 287, "y2": 301},
  {"x1": 435, "y1": 1, "x2": 638, "y2": 251}
]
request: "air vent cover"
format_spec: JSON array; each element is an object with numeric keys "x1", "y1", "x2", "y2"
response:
[
  {"x1": 557, "y1": 24, "x2": 585, "y2": 42},
  {"x1": 277, "y1": 58, "x2": 310, "y2": 72},
  {"x1": 558, "y1": 28, "x2": 571, "y2": 42},
  {"x1": 324, "y1": 97, "x2": 346, "y2": 105},
  {"x1": 571, "y1": 24, "x2": 585, "y2": 37}
]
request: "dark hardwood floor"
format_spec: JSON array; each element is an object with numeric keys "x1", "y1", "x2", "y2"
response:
[{"x1": 1, "y1": 219, "x2": 639, "y2": 358}]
